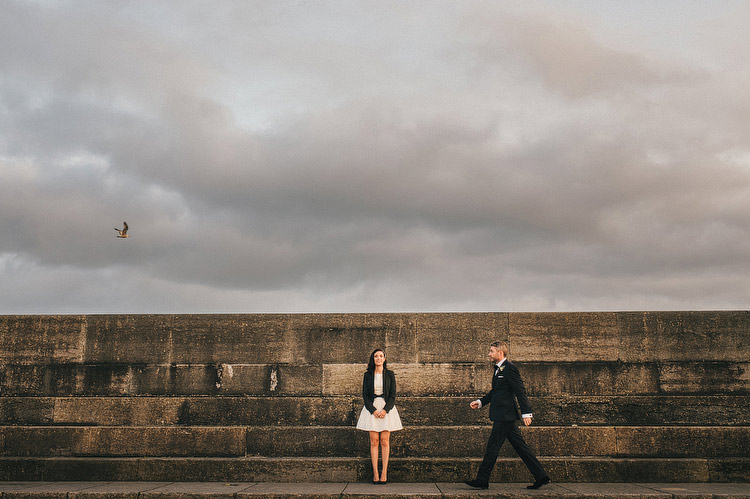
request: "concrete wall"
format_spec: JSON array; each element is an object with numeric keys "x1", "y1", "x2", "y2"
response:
[
  {"x1": 2, "y1": 312, "x2": 749, "y2": 397},
  {"x1": 1, "y1": 312, "x2": 749, "y2": 482}
]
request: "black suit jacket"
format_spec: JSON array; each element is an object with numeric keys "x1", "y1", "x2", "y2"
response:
[
  {"x1": 479, "y1": 360, "x2": 532, "y2": 422},
  {"x1": 362, "y1": 369, "x2": 396, "y2": 414}
]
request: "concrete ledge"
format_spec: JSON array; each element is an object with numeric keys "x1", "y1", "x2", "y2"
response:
[
  {"x1": 3, "y1": 362, "x2": 748, "y2": 396},
  {"x1": 1, "y1": 457, "x2": 748, "y2": 483},
  {"x1": 3, "y1": 426, "x2": 749, "y2": 459},
  {"x1": 2, "y1": 482, "x2": 750, "y2": 499},
  {"x1": 4, "y1": 396, "x2": 750, "y2": 427}
]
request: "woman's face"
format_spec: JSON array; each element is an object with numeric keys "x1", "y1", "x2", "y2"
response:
[{"x1": 373, "y1": 350, "x2": 385, "y2": 366}]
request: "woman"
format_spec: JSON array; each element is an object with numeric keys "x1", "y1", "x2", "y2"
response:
[{"x1": 356, "y1": 348, "x2": 403, "y2": 484}]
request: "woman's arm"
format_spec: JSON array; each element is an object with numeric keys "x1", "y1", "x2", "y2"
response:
[
  {"x1": 384, "y1": 371, "x2": 396, "y2": 412},
  {"x1": 362, "y1": 372, "x2": 376, "y2": 414}
]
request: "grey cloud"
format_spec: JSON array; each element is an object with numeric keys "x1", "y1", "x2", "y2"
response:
[{"x1": 2, "y1": 1, "x2": 750, "y2": 313}]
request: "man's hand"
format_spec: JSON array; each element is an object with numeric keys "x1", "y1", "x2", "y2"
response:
[
  {"x1": 470, "y1": 400, "x2": 480, "y2": 409},
  {"x1": 523, "y1": 416, "x2": 532, "y2": 426}
]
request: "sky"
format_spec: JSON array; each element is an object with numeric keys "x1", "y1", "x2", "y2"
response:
[{"x1": 1, "y1": 1, "x2": 750, "y2": 314}]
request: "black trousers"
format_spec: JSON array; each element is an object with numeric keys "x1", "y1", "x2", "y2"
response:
[{"x1": 476, "y1": 420, "x2": 547, "y2": 483}]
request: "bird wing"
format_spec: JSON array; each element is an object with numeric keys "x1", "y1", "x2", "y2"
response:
[{"x1": 122, "y1": 222, "x2": 128, "y2": 234}]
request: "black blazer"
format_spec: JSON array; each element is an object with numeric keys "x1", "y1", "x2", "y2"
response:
[
  {"x1": 478, "y1": 360, "x2": 532, "y2": 422},
  {"x1": 362, "y1": 369, "x2": 396, "y2": 414}
]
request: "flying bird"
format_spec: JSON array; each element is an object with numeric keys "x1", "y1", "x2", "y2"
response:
[{"x1": 115, "y1": 221, "x2": 129, "y2": 238}]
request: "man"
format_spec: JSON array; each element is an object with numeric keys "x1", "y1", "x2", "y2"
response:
[{"x1": 465, "y1": 341, "x2": 550, "y2": 490}]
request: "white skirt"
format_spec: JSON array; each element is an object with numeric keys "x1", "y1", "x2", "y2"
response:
[{"x1": 356, "y1": 396, "x2": 403, "y2": 432}]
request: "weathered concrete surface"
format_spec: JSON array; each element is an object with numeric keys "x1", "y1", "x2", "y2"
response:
[
  {"x1": 1, "y1": 427, "x2": 245, "y2": 457},
  {"x1": 0, "y1": 481, "x2": 749, "y2": 499},
  {"x1": 246, "y1": 426, "x2": 701, "y2": 459},
  {"x1": 557, "y1": 482, "x2": 672, "y2": 497},
  {"x1": 4, "y1": 362, "x2": 747, "y2": 397},
  {"x1": 509, "y1": 312, "x2": 622, "y2": 361},
  {"x1": 65, "y1": 481, "x2": 172, "y2": 499},
  {"x1": 0, "y1": 316, "x2": 88, "y2": 364},
  {"x1": 615, "y1": 427, "x2": 750, "y2": 458},
  {"x1": 5, "y1": 396, "x2": 750, "y2": 427},
  {"x1": 2, "y1": 312, "x2": 750, "y2": 484},
  {"x1": 3, "y1": 312, "x2": 750, "y2": 365},
  {"x1": 238, "y1": 482, "x2": 345, "y2": 498},
  {"x1": 3, "y1": 457, "x2": 745, "y2": 483}
]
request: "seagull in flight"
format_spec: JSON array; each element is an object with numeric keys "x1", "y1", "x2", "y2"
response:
[{"x1": 115, "y1": 221, "x2": 129, "y2": 238}]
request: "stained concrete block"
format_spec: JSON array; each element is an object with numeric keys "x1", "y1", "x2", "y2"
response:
[
  {"x1": 618, "y1": 311, "x2": 750, "y2": 362},
  {"x1": 520, "y1": 362, "x2": 660, "y2": 396},
  {"x1": 414, "y1": 313, "x2": 508, "y2": 363},
  {"x1": 659, "y1": 362, "x2": 750, "y2": 395},
  {"x1": 0, "y1": 364, "x2": 134, "y2": 396},
  {"x1": 83, "y1": 315, "x2": 172, "y2": 364},
  {"x1": 0, "y1": 397, "x2": 54, "y2": 425},
  {"x1": 294, "y1": 314, "x2": 418, "y2": 364},
  {"x1": 1, "y1": 427, "x2": 246, "y2": 457},
  {"x1": 247, "y1": 427, "x2": 360, "y2": 457},
  {"x1": 214, "y1": 364, "x2": 324, "y2": 395},
  {"x1": 529, "y1": 395, "x2": 750, "y2": 426},
  {"x1": 394, "y1": 364, "x2": 487, "y2": 396},
  {"x1": 52, "y1": 397, "x2": 183, "y2": 426},
  {"x1": 386, "y1": 457, "x2": 472, "y2": 483},
  {"x1": 1, "y1": 427, "x2": 81, "y2": 457},
  {"x1": 322, "y1": 363, "x2": 486, "y2": 397},
  {"x1": 532, "y1": 426, "x2": 617, "y2": 457},
  {"x1": 509, "y1": 312, "x2": 621, "y2": 361},
  {"x1": 242, "y1": 426, "x2": 618, "y2": 459},
  {"x1": 170, "y1": 314, "x2": 295, "y2": 364},
  {"x1": 615, "y1": 427, "x2": 750, "y2": 458},
  {"x1": 393, "y1": 426, "x2": 605, "y2": 459},
  {"x1": 81, "y1": 427, "x2": 244, "y2": 457},
  {"x1": 127, "y1": 457, "x2": 359, "y2": 482},
  {"x1": 557, "y1": 457, "x2": 710, "y2": 483},
  {"x1": 396, "y1": 396, "x2": 487, "y2": 426},
  {"x1": 709, "y1": 458, "x2": 750, "y2": 482},
  {"x1": 0, "y1": 315, "x2": 87, "y2": 364},
  {"x1": 322, "y1": 364, "x2": 364, "y2": 396},
  {"x1": 0, "y1": 457, "x2": 142, "y2": 481}
]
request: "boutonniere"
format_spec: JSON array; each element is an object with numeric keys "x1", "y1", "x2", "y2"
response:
[{"x1": 499, "y1": 366, "x2": 505, "y2": 372}]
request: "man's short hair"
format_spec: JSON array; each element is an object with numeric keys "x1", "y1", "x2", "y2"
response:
[{"x1": 490, "y1": 341, "x2": 509, "y2": 357}]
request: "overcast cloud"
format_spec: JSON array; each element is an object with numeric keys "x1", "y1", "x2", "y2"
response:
[{"x1": 2, "y1": 0, "x2": 750, "y2": 313}]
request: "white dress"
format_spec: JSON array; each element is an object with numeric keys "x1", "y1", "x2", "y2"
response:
[{"x1": 356, "y1": 372, "x2": 403, "y2": 432}]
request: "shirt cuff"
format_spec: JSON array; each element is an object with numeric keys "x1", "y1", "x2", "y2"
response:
[
  {"x1": 474, "y1": 399, "x2": 482, "y2": 408},
  {"x1": 521, "y1": 413, "x2": 532, "y2": 418}
]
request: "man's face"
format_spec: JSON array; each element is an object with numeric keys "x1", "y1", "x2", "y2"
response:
[{"x1": 488, "y1": 346, "x2": 505, "y2": 363}]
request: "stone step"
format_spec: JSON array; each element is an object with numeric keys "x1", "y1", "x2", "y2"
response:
[
  {"x1": 3, "y1": 395, "x2": 749, "y2": 427},
  {"x1": 3, "y1": 361, "x2": 748, "y2": 396},
  {"x1": 3, "y1": 481, "x2": 750, "y2": 498},
  {"x1": 4, "y1": 312, "x2": 749, "y2": 365},
  {"x1": 0, "y1": 456, "x2": 747, "y2": 482},
  {"x1": 3, "y1": 426, "x2": 749, "y2": 459}
]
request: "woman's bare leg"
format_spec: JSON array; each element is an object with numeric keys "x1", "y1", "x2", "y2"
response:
[
  {"x1": 379, "y1": 430, "x2": 390, "y2": 481},
  {"x1": 369, "y1": 431, "x2": 380, "y2": 481}
]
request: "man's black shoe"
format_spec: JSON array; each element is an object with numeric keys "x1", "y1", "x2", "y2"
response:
[
  {"x1": 527, "y1": 476, "x2": 550, "y2": 489},
  {"x1": 464, "y1": 479, "x2": 489, "y2": 489}
]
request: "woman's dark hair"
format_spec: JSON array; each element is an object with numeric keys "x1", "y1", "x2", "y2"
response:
[{"x1": 366, "y1": 348, "x2": 388, "y2": 373}]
